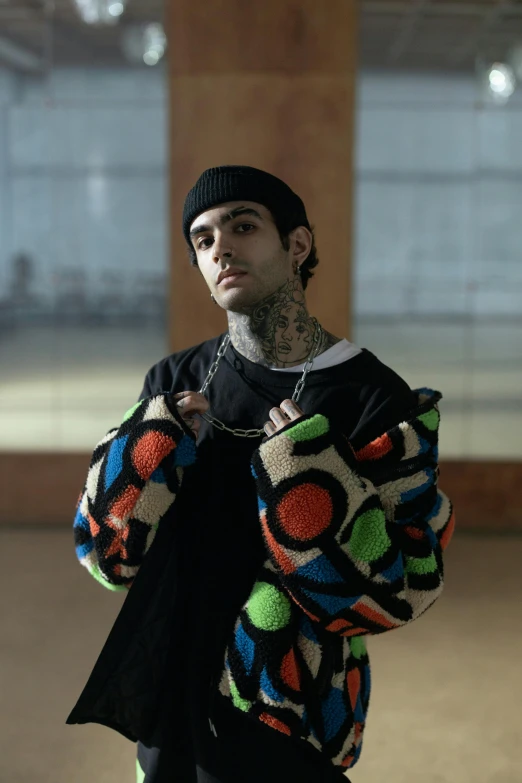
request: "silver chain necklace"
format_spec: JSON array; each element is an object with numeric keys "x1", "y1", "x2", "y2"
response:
[{"x1": 198, "y1": 319, "x2": 324, "y2": 438}]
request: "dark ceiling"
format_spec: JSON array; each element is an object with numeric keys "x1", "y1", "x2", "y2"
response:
[
  {"x1": 0, "y1": 0, "x2": 521, "y2": 72},
  {"x1": 0, "y1": 0, "x2": 164, "y2": 69},
  {"x1": 360, "y1": 1, "x2": 522, "y2": 70}
]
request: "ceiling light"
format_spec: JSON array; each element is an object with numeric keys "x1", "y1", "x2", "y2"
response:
[
  {"x1": 108, "y1": 2, "x2": 124, "y2": 17},
  {"x1": 143, "y1": 50, "x2": 160, "y2": 66},
  {"x1": 487, "y1": 62, "x2": 516, "y2": 100},
  {"x1": 121, "y1": 22, "x2": 167, "y2": 67},
  {"x1": 72, "y1": 0, "x2": 127, "y2": 25}
]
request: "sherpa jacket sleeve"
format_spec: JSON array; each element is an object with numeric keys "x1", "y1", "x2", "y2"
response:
[
  {"x1": 72, "y1": 393, "x2": 197, "y2": 591},
  {"x1": 250, "y1": 388, "x2": 455, "y2": 636}
]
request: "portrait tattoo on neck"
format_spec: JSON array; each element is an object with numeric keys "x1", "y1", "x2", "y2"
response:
[{"x1": 228, "y1": 279, "x2": 338, "y2": 368}]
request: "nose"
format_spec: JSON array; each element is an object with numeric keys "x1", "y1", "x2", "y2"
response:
[{"x1": 212, "y1": 233, "x2": 233, "y2": 264}]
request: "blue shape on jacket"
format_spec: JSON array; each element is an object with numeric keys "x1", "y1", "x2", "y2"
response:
[
  {"x1": 418, "y1": 435, "x2": 432, "y2": 454},
  {"x1": 354, "y1": 692, "x2": 365, "y2": 723},
  {"x1": 425, "y1": 525, "x2": 439, "y2": 550},
  {"x1": 299, "y1": 615, "x2": 319, "y2": 644},
  {"x1": 258, "y1": 496, "x2": 267, "y2": 513},
  {"x1": 304, "y1": 589, "x2": 360, "y2": 615},
  {"x1": 73, "y1": 508, "x2": 89, "y2": 532},
  {"x1": 150, "y1": 467, "x2": 166, "y2": 484},
  {"x1": 235, "y1": 623, "x2": 255, "y2": 676},
  {"x1": 426, "y1": 491, "x2": 442, "y2": 522},
  {"x1": 297, "y1": 554, "x2": 345, "y2": 584},
  {"x1": 260, "y1": 667, "x2": 284, "y2": 703},
  {"x1": 400, "y1": 469, "x2": 434, "y2": 503},
  {"x1": 321, "y1": 687, "x2": 347, "y2": 742},
  {"x1": 174, "y1": 435, "x2": 197, "y2": 467},
  {"x1": 381, "y1": 554, "x2": 404, "y2": 583},
  {"x1": 73, "y1": 510, "x2": 93, "y2": 559},
  {"x1": 104, "y1": 436, "x2": 128, "y2": 491},
  {"x1": 76, "y1": 540, "x2": 94, "y2": 559}
]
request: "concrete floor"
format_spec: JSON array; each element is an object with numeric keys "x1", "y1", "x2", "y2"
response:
[
  {"x1": 1, "y1": 530, "x2": 521, "y2": 783},
  {"x1": 0, "y1": 320, "x2": 521, "y2": 458}
]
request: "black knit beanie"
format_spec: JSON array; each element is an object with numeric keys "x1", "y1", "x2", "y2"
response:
[{"x1": 182, "y1": 165, "x2": 310, "y2": 245}]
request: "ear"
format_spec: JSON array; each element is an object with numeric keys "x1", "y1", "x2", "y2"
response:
[{"x1": 289, "y1": 226, "x2": 312, "y2": 267}]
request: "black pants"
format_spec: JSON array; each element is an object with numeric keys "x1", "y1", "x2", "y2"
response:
[
  {"x1": 138, "y1": 745, "x2": 350, "y2": 783},
  {"x1": 137, "y1": 699, "x2": 351, "y2": 783}
]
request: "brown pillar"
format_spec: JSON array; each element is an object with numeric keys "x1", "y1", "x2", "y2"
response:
[{"x1": 167, "y1": 0, "x2": 358, "y2": 351}]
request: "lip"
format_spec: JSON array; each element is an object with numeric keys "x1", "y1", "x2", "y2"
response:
[{"x1": 217, "y1": 269, "x2": 247, "y2": 285}]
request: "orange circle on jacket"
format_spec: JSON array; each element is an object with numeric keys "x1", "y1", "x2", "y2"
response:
[{"x1": 277, "y1": 483, "x2": 333, "y2": 541}]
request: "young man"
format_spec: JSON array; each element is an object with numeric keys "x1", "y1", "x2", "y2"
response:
[{"x1": 68, "y1": 166, "x2": 455, "y2": 783}]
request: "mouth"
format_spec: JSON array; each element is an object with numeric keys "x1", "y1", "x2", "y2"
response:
[
  {"x1": 218, "y1": 272, "x2": 247, "y2": 286},
  {"x1": 278, "y1": 343, "x2": 291, "y2": 353}
]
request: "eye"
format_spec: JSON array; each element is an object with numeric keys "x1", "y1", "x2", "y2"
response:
[
  {"x1": 197, "y1": 236, "x2": 213, "y2": 249},
  {"x1": 236, "y1": 223, "x2": 255, "y2": 233},
  {"x1": 296, "y1": 324, "x2": 306, "y2": 334}
]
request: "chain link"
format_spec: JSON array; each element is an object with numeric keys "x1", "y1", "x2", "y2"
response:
[
  {"x1": 292, "y1": 337, "x2": 319, "y2": 403},
  {"x1": 199, "y1": 334, "x2": 231, "y2": 395},
  {"x1": 198, "y1": 321, "x2": 323, "y2": 438}
]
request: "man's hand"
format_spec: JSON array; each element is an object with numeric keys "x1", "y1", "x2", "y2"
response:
[
  {"x1": 172, "y1": 391, "x2": 209, "y2": 440},
  {"x1": 263, "y1": 399, "x2": 304, "y2": 438}
]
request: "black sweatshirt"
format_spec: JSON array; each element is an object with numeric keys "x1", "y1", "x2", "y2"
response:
[{"x1": 136, "y1": 334, "x2": 415, "y2": 783}]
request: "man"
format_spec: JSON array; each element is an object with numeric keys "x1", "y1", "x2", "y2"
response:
[{"x1": 68, "y1": 165, "x2": 455, "y2": 783}]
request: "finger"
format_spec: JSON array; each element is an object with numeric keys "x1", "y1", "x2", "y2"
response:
[
  {"x1": 173, "y1": 391, "x2": 192, "y2": 408},
  {"x1": 269, "y1": 407, "x2": 289, "y2": 426},
  {"x1": 264, "y1": 421, "x2": 276, "y2": 437},
  {"x1": 173, "y1": 392, "x2": 188, "y2": 410},
  {"x1": 173, "y1": 393, "x2": 209, "y2": 415},
  {"x1": 280, "y1": 399, "x2": 304, "y2": 420}
]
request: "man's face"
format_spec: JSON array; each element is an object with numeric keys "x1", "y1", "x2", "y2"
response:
[{"x1": 189, "y1": 201, "x2": 293, "y2": 312}]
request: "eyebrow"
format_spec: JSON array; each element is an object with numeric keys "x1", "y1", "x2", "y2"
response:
[{"x1": 189, "y1": 206, "x2": 264, "y2": 238}]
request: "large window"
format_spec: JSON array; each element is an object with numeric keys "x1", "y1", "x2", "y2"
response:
[
  {"x1": 0, "y1": 66, "x2": 168, "y2": 451},
  {"x1": 353, "y1": 73, "x2": 522, "y2": 459}
]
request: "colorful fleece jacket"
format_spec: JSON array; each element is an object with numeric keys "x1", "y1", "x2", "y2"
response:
[{"x1": 73, "y1": 388, "x2": 454, "y2": 773}]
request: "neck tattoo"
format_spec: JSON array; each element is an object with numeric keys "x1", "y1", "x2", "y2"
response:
[
  {"x1": 197, "y1": 279, "x2": 342, "y2": 438},
  {"x1": 199, "y1": 318, "x2": 324, "y2": 438},
  {"x1": 227, "y1": 278, "x2": 339, "y2": 369}
]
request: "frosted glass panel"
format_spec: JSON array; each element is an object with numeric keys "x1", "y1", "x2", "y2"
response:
[
  {"x1": 353, "y1": 73, "x2": 522, "y2": 460},
  {"x1": 0, "y1": 68, "x2": 168, "y2": 452}
]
